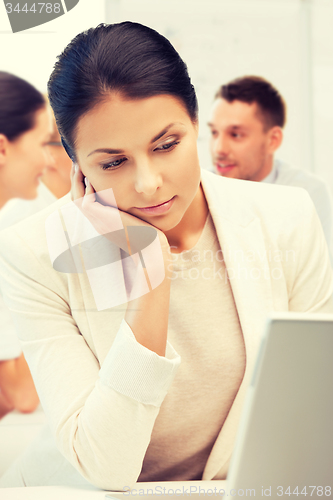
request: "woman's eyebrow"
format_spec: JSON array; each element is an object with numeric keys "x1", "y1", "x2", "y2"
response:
[
  {"x1": 88, "y1": 147, "x2": 124, "y2": 157},
  {"x1": 150, "y1": 122, "x2": 183, "y2": 143},
  {"x1": 87, "y1": 122, "x2": 183, "y2": 157}
]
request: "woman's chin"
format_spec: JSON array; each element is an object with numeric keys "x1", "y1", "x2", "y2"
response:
[
  {"x1": 17, "y1": 184, "x2": 39, "y2": 201},
  {"x1": 146, "y1": 213, "x2": 184, "y2": 236}
]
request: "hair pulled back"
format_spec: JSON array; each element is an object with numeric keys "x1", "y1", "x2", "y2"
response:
[
  {"x1": 0, "y1": 71, "x2": 45, "y2": 141},
  {"x1": 48, "y1": 22, "x2": 198, "y2": 160}
]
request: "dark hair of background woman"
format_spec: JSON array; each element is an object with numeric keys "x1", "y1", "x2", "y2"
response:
[
  {"x1": 48, "y1": 22, "x2": 198, "y2": 161},
  {"x1": 0, "y1": 71, "x2": 45, "y2": 141}
]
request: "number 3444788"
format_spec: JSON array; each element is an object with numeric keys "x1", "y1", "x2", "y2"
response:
[
  {"x1": 5, "y1": 3, "x2": 61, "y2": 14},
  {"x1": 277, "y1": 486, "x2": 331, "y2": 496}
]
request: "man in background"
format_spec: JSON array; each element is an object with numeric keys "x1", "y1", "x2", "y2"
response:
[{"x1": 208, "y1": 75, "x2": 333, "y2": 249}]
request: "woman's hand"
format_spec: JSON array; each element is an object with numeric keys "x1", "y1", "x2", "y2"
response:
[{"x1": 71, "y1": 163, "x2": 170, "y2": 256}]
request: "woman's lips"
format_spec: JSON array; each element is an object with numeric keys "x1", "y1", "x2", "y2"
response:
[{"x1": 134, "y1": 196, "x2": 176, "y2": 215}]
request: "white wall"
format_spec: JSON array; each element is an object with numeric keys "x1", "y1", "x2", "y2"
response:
[
  {"x1": 312, "y1": 0, "x2": 333, "y2": 190},
  {"x1": 0, "y1": 0, "x2": 105, "y2": 91}
]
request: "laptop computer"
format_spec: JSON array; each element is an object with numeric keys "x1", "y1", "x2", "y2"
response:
[
  {"x1": 226, "y1": 313, "x2": 333, "y2": 497},
  {"x1": 106, "y1": 313, "x2": 333, "y2": 499}
]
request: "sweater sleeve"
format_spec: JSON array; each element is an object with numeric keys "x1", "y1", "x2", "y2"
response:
[{"x1": 0, "y1": 228, "x2": 180, "y2": 490}]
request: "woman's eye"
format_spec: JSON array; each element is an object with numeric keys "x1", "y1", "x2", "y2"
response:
[
  {"x1": 155, "y1": 140, "x2": 180, "y2": 151},
  {"x1": 100, "y1": 158, "x2": 126, "y2": 170}
]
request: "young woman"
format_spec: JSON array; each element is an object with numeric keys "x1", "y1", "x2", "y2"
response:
[
  {"x1": 0, "y1": 72, "x2": 53, "y2": 208},
  {"x1": 0, "y1": 71, "x2": 53, "y2": 419},
  {"x1": 0, "y1": 23, "x2": 332, "y2": 489}
]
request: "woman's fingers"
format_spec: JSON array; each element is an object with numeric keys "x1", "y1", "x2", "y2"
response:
[
  {"x1": 71, "y1": 163, "x2": 86, "y2": 202},
  {"x1": 85, "y1": 177, "x2": 95, "y2": 196},
  {"x1": 70, "y1": 162, "x2": 75, "y2": 183},
  {"x1": 70, "y1": 163, "x2": 75, "y2": 201},
  {"x1": 70, "y1": 170, "x2": 167, "y2": 257},
  {"x1": 82, "y1": 177, "x2": 96, "y2": 208}
]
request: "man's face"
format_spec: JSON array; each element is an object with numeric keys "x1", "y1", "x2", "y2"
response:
[{"x1": 208, "y1": 98, "x2": 279, "y2": 182}]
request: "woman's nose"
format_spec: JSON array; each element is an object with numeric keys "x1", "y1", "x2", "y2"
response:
[
  {"x1": 44, "y1": 146, "x2": 56, "y2": 169},
  {"x1": 134, "y1": 159, "x2": 162, "y2": 195}
]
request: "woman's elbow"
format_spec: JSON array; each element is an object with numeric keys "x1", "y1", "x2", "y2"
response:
[
  {"x1": 12, "y1": 387, "x2": 40, "y2": 413},
  {"x1": 0, "y1": 356, "x2": 40, "y2": 413},
  {"x1": 75, "y1": 456, "x2": 139, "y2": 491},
  {"x1": 87, "y1": 472, "x2": 137, "y2": 492}
]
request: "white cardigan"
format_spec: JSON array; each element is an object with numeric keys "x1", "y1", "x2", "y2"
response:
[{"x1": 0, "y1": 169, "x2": 332, "y2": 489}]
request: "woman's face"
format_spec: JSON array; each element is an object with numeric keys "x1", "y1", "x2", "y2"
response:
[
  {"x1": 1, "y1": 106, "x2": 53, "y2": 200},
  {"x1": 75, "y1": 94, "x2": 201, "y2": 233},
  {"x1": 45, "y1": 120, "x2": 73, "y2": 182},
  {"x1": 41, "y1": 118, "x2": 73, "y2": 198}
]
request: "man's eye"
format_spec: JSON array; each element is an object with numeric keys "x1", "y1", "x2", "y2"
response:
[
  {"x1": 100, "y1": 158, "x2": 126, "y2": 170},
  {"x1": 155, "y1": 140, "x2": 180, "y2": 151}
]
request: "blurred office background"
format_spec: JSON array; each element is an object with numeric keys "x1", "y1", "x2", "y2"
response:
[{"x1": 1, "y1": 0, "x2": 333, "y2": 187}]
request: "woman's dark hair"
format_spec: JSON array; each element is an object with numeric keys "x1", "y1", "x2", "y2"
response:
[
  {"x1": 48, "y1": 22, "x2": 198, "y2": 160},
  {"x1": 0, "y1": 71, "x2": 45, "y2": 141},
  {"x1": 216, "y1": 75, "x2": 286, "y2": 131}
]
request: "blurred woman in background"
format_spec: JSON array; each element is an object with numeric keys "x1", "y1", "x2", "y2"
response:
[
  {"x1": 0, "y1": 71, "x2": 54, "y2": 419},
  {"x1": 41, "y1": 105, "x2": 72, "y2": 200},
  {"x1": 0, "y1": 96, "x2": 72, "y2": 231}
]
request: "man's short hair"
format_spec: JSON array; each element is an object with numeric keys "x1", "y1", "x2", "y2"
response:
[{"x1": 215, "y1": 76, "x2": 286, "y2": 130}]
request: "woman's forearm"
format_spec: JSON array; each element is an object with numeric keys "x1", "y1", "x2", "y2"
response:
[{"x1": 125, "y1": 245, "x2": 172, "y2": 357}]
